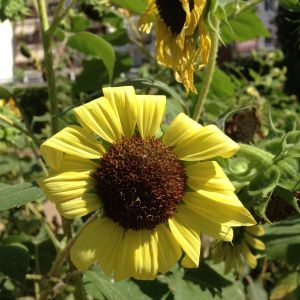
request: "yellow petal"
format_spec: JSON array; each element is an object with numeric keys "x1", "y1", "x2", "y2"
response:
[
  {"x1": 114, "y1": 229, "x2": 158, "y2": 281},
  {"x1": 186, "y1": 161, "x2": 235, "y2": 192},
  {"x1": 94, "y1": 218, "x2": 123, "y2": 275},
  {"x1": 162, "y1": 113, "x2": 202, "y2": 148},
  {"x1": 40, "y1": 125, "x2": 104, "y2": 171},
  {"x1": 244, "y1": 232, "x2": 266, "y2": 251},
  {"x1": 183, "y1": 191, "x2": 256, "y2": 227},
  {"x1": 155, "y1": 224, "x2": 181, "y2": 273},
  {"x1": 168, "y1": 216, "x2": 200, "y2": 268},
  {"x1": 70, "y1": 218, "x2": 100, "y2": 270},
  {"x1": 136, "y1": 95, "x2": 166, "y2": 138},
  {"x1": 240, "y1": 240, "x2": 257, "y2": 269},
  {"x1": 171, "y1": 124, "x2": 239, "y2": 161},
  {"x1": 103, "y1": 86, "x2": 137, "y2": 138},
  {"x1": 246, "y1": 225, "x2": 265, "y2": 236},
  {"x1": 57, "y1": 193, "x2": 100, "y2": 218},
  {"x1": 176, "y1": 204, "x2": 233, "y2": 242},
  {"x1": 74, "y1": 97, "x2": 122, "y2": 144}
]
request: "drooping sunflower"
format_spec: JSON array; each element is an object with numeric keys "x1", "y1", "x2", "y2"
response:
[
  {"x1": 139, "y1": 0, "x2": 211, "y2": 93},
  {"x1": 211, "y1": 225, "x2": 265, "y2": 274},
  {"x1": 39, "y1": 86, "x2": 255, "y2": 281}
]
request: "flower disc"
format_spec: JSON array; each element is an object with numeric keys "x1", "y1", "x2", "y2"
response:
[{"x1": 94, "y1": 136, "x2": 187, "y2": 230}]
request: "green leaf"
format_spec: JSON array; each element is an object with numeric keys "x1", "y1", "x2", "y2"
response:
[
  {"x1": 70, "y1": 13, "x2": 90, "y2": 32},
  {"x1": 0, "y1": 86, "x2": 12, "y2": 99},
  {"x1": 246, "y1": 279, "x2": 268, "y2": 300},
  {"x1": 248, "y1": 165, "x2": 280, "y2": 197},
  {"x1": 0, "y1": 244, "x2": 29, "y2": 283},
  {"x1": 221, "y1": 9, "x2": 270, "y2": 44},
  {"x1": 279, "y1": 0, "x2": 300, "y2": 12},
  {"x1": 262, "y1": 218, "x2": 300, "y2": 265},
  {"x1": 0, "y1": 182, "x2": 44, "y2": 211},
  {"x1": 277, "y1": 157, "x2": 300, "y2": 191},
  {"x1": 68, "y1": 32, "x2": 115, "y2": 81},
  {"x1": 110, "y1": 0, "x2": 147, "y2": 14},
  {"x1": 83, "y1": 268, "x2": 151, "y2": 300}
]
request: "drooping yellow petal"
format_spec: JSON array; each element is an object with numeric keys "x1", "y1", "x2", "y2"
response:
[
  {"x1": 40, "y1": 125, "x2": 104, "y2": 171},
  {"x1": 170, "y1": 124, "x2": 240, "y2": 161},
  {"x1": 57, "y1": 193, "x2": 100, "y2": 218},
  {"x1": 168, "y1": 216, "x2": 200, "y2": 268},
  {"x1": 240, "y1": 240, "x2": 257, "y2": 269},
  {"x1": 94, "y1": 218, "x2": 123, "y2": 275},
  {"x1": 183, "y1": 192, "x2": 256, "y2": 227},
  {"x1": 185, "y1": 161, "x2": 235, "y2": 192},
  {"x1": 246, "y1": 225, "x2": 265, "y2": 236},
  {"x1": 114, "y1": 229, "x2": 158, "y2": 281},
  {"x1": 74, "y1": 97, "x2": 122, "y2": 144},
  {"x1": 136, "y1": 95, "x2": 166, "y2": 139},
  {"x1": 175, "y1": 204, "x2": 233, "y2": 242},
  {"x1": 244, "y1": 232, "x2": 266, "y2": 251},
  {"x1": 162, "y1": 113, "x2": 202, "y2": 148},
  {"x1": 155, "y1": 224, "x2": 182, "y2": 273},
  {"x1": 103, "y1": 86, "x2": 137, "y2": 138},
  {"x1": 70, "y1": 218, "x2": 100, "y2": 270}
]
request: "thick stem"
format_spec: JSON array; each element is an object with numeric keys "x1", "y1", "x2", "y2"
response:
[
  {"x1": 36, "y1": 0, "x2": 59, "y2": 134},
  {"x1": 192, "y1": 17, "x2": 220, "y2": 122}
]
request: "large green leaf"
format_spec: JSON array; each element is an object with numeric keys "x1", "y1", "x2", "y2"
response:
[
  {"x1": 221, "y1": 9, "x2": 270, "y2": 44},
  {"x1": 110, "y1": 0, "x2": 147, "y2": 14},
  {"x1": 0, "y1": 244, "x2": 29, "y2": 283},
  {"x1": 0, "y1": 182, "x2": 44, "y2": 211},
  {"x1": 68, "y1": 32, "x2": 115, "y2": 81},
  {"x1": 83, "y1": 268, "x2": 151, "y2": 300},
  {"x1": 262, "y1": 218, "x2": 300, "y2": 265}
]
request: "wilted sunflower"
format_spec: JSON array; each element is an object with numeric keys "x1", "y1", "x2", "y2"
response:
[
  {"x1": 39, "y1": 86, "x2": 255, "y2": 281},
  {"x1": 212, "y1": 225, "x2": 265, "y2": 274},
  {"x1": 139, "y1": 0, "x2": 211, "y2": 93}
]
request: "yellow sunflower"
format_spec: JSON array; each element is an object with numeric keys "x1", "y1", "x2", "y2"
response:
[
  {"x1": 212, "y1": 225, "x2": 265, "y2": 274},
  {"x1": 39, "y1": 86, "x2": 255, "y2": 281},
  {"x1": 139, "y1": 0, "x2": 211, "y2": 93}
]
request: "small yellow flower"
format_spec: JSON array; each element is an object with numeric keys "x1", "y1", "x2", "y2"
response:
[
  {"x1": 212, "y1": 225, "x2": 265, "y2": 274},
  {"x1": 39, "y1": 86, "x2": 255, "y2": 281},
  {"x1": 139, "y1": 0, "x2": 211, "y2": 93}
]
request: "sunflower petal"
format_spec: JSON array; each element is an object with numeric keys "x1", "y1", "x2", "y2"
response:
[
  {"x1": 244, "y1": 232, "x2": 266, "y2": 251},
  {"x1": 168, "y1": 216, "x2": 200, "y2": 268},
  {"x1": 169, "y1": 124, "x2": 239, "y2": 161},
  {"x1": 240, "y1": 240, "x2": 257, "y2": 269},
  {"x1": 40, "y1": 125, "x2": 104, "y2": 171},
  {"x1": 155, "y1": 224, "x2": 181, "y2": 273},
  {"x1": 103, "y1": 86, "x2": 137, "y2": 138},
  {"x1": 186, "y1": 161, "x2": 235, "y2": 192},
  {"x1": 74, "y1": 97, "x2": 122, "y2": 143},
  {"x1": 246, "y1": 225, "x2": 265, "y2": 236},
  {"x1": 162, "y1": 113, "x2": 202, "y2": 148},
  {"x1": 183, "y1": 192, "x2": 256, "y2": 227},
  {"x1": 57, "y1": 193, "x2": 100, "y2": 218},
  {"x1": 115, "y1": 229, "x2": 158, "y2": 281},
  {"x1": 136, "y1": 95, "x2": 166, "y2": 138}
]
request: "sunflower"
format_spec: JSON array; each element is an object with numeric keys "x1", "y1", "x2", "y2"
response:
[
  {"x1": 139, "y1": 0, "x2": 211, "y2": 93},
  {"x1": 211, "y1": 225, "x2": 265, "y2": 274},
  {"x1": 39, "y1": 86, "x2": 255, "y2": 281}
]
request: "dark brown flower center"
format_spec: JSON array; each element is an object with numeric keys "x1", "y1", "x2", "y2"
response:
[
  {"x1": 155, "y1": 0, "x2": 194, "y2": 34},
  {"x1": 93, "y1": 136, "x2": 187, "y2": 230}
]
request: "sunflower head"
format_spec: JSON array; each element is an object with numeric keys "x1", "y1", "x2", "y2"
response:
[
  {"x1": 211, "y1": 225, "x2": 266, "y2": 274},
  {"x1": 39, "y1": 86, "x2": 255, "y2": 281},
  {"x1": 139, "y1": 0, "x2": 211, "y2": 93}
]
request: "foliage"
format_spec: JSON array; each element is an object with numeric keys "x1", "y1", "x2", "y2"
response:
[{"x1": 0, "y1": 0, "x2": 299, "y2": 299}]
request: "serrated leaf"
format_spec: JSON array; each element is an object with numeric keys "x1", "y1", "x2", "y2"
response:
[
  {"x1": 68, "y1": 32, "x2": 115, "y2": 81},
  {"x1": 248, "y1": 165, "x2": 280, "y2": 196},
  {"x1": 0, "y1": 182, "x2": 44, "y2": 211},
  {"x1": 110, "y1": 0, "x2": 147, "y2": 14},
  {"x1": 262, "y1": 218, "x2": 300, "y2": 265},
  {"x1": 0, "y1": 244, "x2": 29, "y2": 283}
]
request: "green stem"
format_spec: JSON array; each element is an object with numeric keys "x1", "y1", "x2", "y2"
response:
[
  {"x1": 36, "y1": 0, "x2": 59, "y2": 135},
  {"x1": 192, "y1": 17, "x2": 220, "y2": 122}
]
